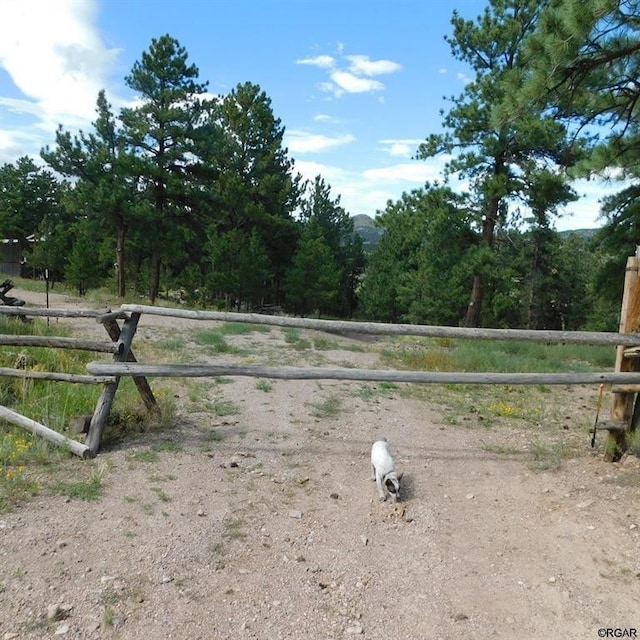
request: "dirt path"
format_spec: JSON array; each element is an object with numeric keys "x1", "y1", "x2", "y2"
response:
[{"x1": 1, "y1": 287, "x2": 639, "y2": 639}]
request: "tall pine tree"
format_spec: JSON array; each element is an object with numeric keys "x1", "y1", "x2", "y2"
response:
[
  {"x1": 418, "y1": 0, "x2": 578, "y2": 327},
  {"x1": 120, "y1": 34, "x2": 209, "y2": 302}
]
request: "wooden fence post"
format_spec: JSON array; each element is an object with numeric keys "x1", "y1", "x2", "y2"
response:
[
  {"x1": 100, "y1": 316, "x2": 159, "y2": 414},
  {"x1": 0, "y1": 405, "x2": 91, "y2": 459},
  {"x1": 606, "y1": 251, "x2": 640, "y2": 461},
  {"x1": 85, "y1": 312, "x2": 141, "y2": 455}
]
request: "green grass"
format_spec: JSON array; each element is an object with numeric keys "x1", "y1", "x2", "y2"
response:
[
  {"x1": 0, "y1": 315, "x2": 174, "y2": 451},
  {"x1": 200, "y1": 429, "x2": 226, "y2": 449},
  {"x1": 194, "y1": 329, "x2": 245, "y2": 354},
  {"x1": 217, "y1": 322, "x2": 271, "y2": 336},
  {"x1": 0, "y1": 427, "x2": 78, "y2": 510},
  {"x1": 50, "y1": 469, "x2": 104, "y2": 501},
  {"x1": 626, "y1": 429, "x2": 640, "y2": 457},
  {"x1": 151, "y1": 487, "x2": 171, "y2": 502},
  {"x1": 479, "y1": 440, "x2": 523, "y2": 455},
  {"x1": 528, "y1": 440, "x2": 574, "y2": 471},
  {"x1": 208, "y1": 541, "x2": 226, "y2": 570},
  {"x1": 309, "y1": 395, "x2": 343, "y2": 419},
  {"x1": 152, "y1": 440, "x2": 183, "y2": 453},
  {"x1": 357, "y1": 381, "x2": 399, "y2": 400},
  {"x1": 382, "y1": 337, "x2": 615, "y2": 375},
  {"x1": 256, "y1": 379, "x2": 273, "y2": 392},
  {"x1": 222, "y1": 517, "x2": 247, "y2": 540},
  {"x1": 313, "y1": 337, "x2": 339, "y2": 350},
  {"x1": 210, "y1": 399, "x2": 240, "y2": 416},
  {"x1": 0, "y1": 318, "x2": 100, "y2": 431},
  {"x1": 282, "y1": 328, "x2": 312, "y2": 350},
  {"x1": 126, "y1": 448, "x2": 160, "y2": 463}
]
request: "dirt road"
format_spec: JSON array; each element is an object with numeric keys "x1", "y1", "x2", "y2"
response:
[{"x1": 1, "y1": 287, "x2": 639, "y2": 639}]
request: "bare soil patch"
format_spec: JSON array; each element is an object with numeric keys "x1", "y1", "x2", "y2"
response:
[{"x1": 1, "y1": 288, "x2": 639, "y2": 639}]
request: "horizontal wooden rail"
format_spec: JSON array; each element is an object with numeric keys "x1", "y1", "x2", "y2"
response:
[
  {"x1": 96, "y1": 310, "x2": 128, "y2": 322},
  {"x1": 87, "y1": 361, "x2": 640, "y2": 386},
  {"x1": 120, "y1": 304, "x2": 640, "y2": 347},
  {"x1": 0, "y1": 335, "x2": 121, "y2": 353},
  {"x1": 0, "y1": 405, "x2": 91, "y2": 459},
  {"x1": 0, "y1": 366, "x2": 115, "y2": 384},
  {"x1": 0, "y1": 306, "x2": 108, "y2": 319}
]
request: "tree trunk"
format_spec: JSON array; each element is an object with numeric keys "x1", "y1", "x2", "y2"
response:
[
  {"x1": 464, "y1": 274, "x2": 484, "y2": 327},
  {"x1": 149, "y1": 250, "x2": 160, "y2": 304},
  {"x1": 463, "y1": 155, "x2": 504, "y2": 327},
  {"x1": 116, "y1": 221, "x2": 126, "y2": 298},
  {"x1": 463, "y1": 204, "x2": 497, "y2": 327}
]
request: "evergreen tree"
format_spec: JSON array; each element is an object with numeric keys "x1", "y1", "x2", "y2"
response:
[
  {"x1": 418, "y1": 0, "x2": 579, "y2": 327},
  {"x1": 120, "y1": 34, "x2": 210, "y2": 302},
  {"x1": 0, "y1": 156, "x2": 63, "y2": 261},
  {"x1": 521, "y1": 168, "x2": 579, "y2": 328},
  {"x1": 360, "y1": 184, "x2": 473, "y2": 324},
  {"x1": 521, "y1": 0, "x2": 640, "y2": 301},
  {"x1": 214, "y1": 82, "x2": 301, "y2": 303},
  {"x1": 42, "y1": 90, "x2": 136, "y2": 296},
  {"x1": 64, "y1": 217, "x2": 109, "y2": 295},
  {"x1": 298, "y1": 176, "x2": 365, "y2": 316},
  {"x1": 285, "y1": 221, "x2": 340, "y2": 317},
  {"x1": 205, "y1": 228, "x2": 273, "y2": 310}
]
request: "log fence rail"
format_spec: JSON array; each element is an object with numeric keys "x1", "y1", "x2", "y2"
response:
[{"x1": 2, "y1": 251, "x2": 640, "y2": 459}]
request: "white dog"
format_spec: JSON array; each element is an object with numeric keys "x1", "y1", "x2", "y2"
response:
[{"x1": 370, "y1": 439, "x2": 403, "y2": 502}]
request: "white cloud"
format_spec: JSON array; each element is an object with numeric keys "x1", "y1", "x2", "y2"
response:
[
  {"x1": 0, "y1": 0, "x2": 122, "y2": 156},
  {"x1": 330, "y1": 70, "x2": 384, "y2": 94},
  {"x1": 293, "y1": 160, "x2": 348, "y2": 184},
  {"x1": 296, "y1": 54, "x2": 335, "y2": 69},
  {"x1": 292, "y1": 157, "x2": 448, "y2": 217},
  {"x1": 345, "y1": 55, "x2": 402, "y2": 76},
  {"x1": 363, "y1": 162, "x2": 443, "y2": 184},
  {"x1": 317, "y1": 81, "x2": 336, "y2": 95},
  {"x1": 294, "y1": 160, "x2": 396, "y2": 215},
  {"x1": 298, "y1": 47, "x2": 401, "y2": 99},
  {"x1": 378, "y1": 138, "x2": 423, "y2": 157},
  {"x1": 0, "y1": 96, "x2": 44, "y2": 119},
  {"x1": 0, "y1": 129, "x2": 27, "y2": 165},
  {"x1": 555, "y1": 177, "x2": 623, "y2": 230},
  {"x1": 286, "y1": 130, "x2": 355, "y2": 154}
]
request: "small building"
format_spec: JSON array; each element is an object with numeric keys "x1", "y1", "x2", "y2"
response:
[{"x1": 0, "y1": 239, "x2": 22, "y2": 277}]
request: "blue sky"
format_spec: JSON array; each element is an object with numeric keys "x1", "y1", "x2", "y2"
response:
[{"x1": 0, "y1": 0, "x2": 611, "y2": 230}]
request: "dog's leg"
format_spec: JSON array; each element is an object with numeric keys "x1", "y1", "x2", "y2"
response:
[
  {"x1": 375, "y1": 474, "x2": 387, "y2": 501},
  {"x1": 371, "y1": 464, "x2": 377, "y2": 481}
]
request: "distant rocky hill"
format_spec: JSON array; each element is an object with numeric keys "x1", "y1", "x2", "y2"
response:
[
  {"x1": 558, "y1": 228, "x2": 599, "y2": 240},
  {"x1": 352, "y1": 214, "x2": 382, "y2": 251}
]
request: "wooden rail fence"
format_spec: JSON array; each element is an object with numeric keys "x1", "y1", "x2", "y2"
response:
[
  {"x1": 2, "y1": 251, "x2": 640, "y2": 459},
  {"x1": 0, "y1": 307, "x2": 117, "y2": 459}
]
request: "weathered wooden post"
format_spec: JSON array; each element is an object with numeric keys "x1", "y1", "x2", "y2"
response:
[
  {"x1": 0, "y1": 405, "x2": 91, "y2": 459},
  {"x1": 100, "y1": 314, "x2": 159, "y2": 414},
  {"x1": 606, "y1": 249, "x2": 640, "y2": 461},
  {"x1": 85, "y1": 312, "x2": 142, "y2": 455}
]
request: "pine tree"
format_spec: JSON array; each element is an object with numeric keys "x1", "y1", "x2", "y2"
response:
[
  {"x1": 120, "y1": 34, "x2": 210, "y2": 302},
  {"x1": 521, "y1": 0, "x2": 640, "y2": 299},
  {"x1": 418, "y1": 0, "x2": 578, "y2": 327},
  {"x1": 0, "y1": 157, "x2": 62, "y2": 260},
  {"x1": 214, "y1": 82, "x2": 301, "y2": 303},
  {"x1": 285, "y1": 221, "x2": 340, "y2": 317},
  {"x1": 298, "y1": 176, "x2": 365, "y2": 316},
  {"x1": 42, "y1": 90, "x2": 135, "y2": 296}
]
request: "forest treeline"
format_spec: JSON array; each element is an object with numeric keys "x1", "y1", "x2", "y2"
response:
[{"x1": 0, "y1": 0, "x2": 638, "y2": 331}]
